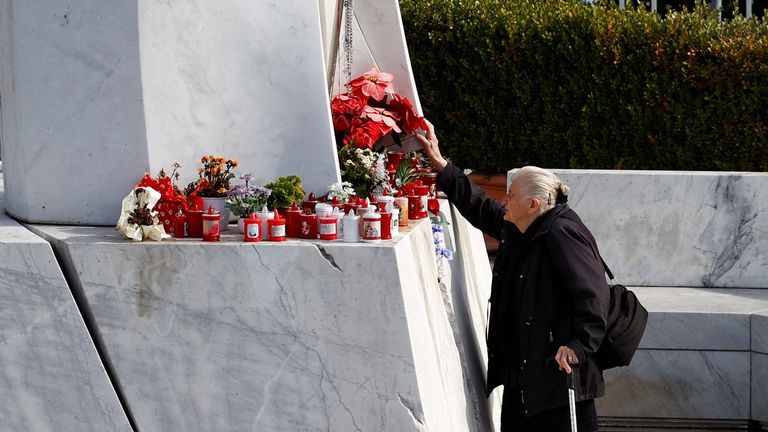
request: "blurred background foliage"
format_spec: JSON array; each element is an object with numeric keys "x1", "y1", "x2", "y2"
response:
[{"x1": 400, "y1": 0, "x2": 768, "y2": 172}]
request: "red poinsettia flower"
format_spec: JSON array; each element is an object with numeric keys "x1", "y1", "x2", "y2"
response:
[
  {"x1": 344, "y1": 120, "x2": 386, "y2": 149},
  {"x1": 349, "y1": 67, "x2": 395, "y2": 102},
  {"x1": 361, "y1": 106, "x2": 401, "y2": 134},
  {"x1": 389, "y1": 94, "x2": 427, "y2": 134},
  {"x1": 331, "y1": 94, "x2": 364, "y2": 133},
  {"x1": 428, "y1": 197, "x2": 441, "y2": 216}
]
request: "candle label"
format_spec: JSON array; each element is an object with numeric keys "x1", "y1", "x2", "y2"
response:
[
  {"x1": 363, "y1": 221, "x2": 381, "y2": 239},
  {"x1": 271, "y1": 225, "x2": 286, "y2": 238},
  {"x1": 246, "y1": 223, "x2": 260, "y2": 239},
  {"x1": 319, "y1": 223, "x2": 336, "y2": 235}
]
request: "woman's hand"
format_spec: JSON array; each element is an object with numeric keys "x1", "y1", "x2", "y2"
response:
[
  {"x1": 416, "y1": 119, "x2": 448, "y2": 173},
  {"x1": 555, "y1": 345, "x2": 579, "y2": 374}
]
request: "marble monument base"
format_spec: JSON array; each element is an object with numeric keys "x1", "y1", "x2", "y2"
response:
[{"x1": 28, "y1": 219, "x2": 491, "y2": 432}]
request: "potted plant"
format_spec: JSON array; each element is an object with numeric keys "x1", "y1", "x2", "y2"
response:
[
  {"x1": 225, "y1": 174, "x2": 271, "y2": 233},
  {"x1": 194, "y1": 155, "x2": 239, "y2": 229},
  {"x1": 264, "y1": 175, "x2": 305, "y2": 214}
]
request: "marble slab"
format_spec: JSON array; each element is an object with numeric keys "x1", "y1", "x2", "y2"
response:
[
  {"x1": 752, "y1": 310, "x2": 768, "y2": 355},
  {"x1": 596, "y1": 349, "x2": 750, "y2": 419},
  {"x1": 0, "y1": 174, "x2": 132, "y2": 431},
  {"x1": 440, "y1": 199, "x2": 500, "y2": 431},
  {"x1": 507, "y1": 170, "x2": 768, "y2": 289},
  {"x1": 752, "y1": 352, "x2": 768, "y2": 423},
  {"x1": 30, "y1": 220, "x2": 487, "y2": 431},
  {"x1": 630, "y1": 287, "x2": 768, "y2": 350},
  {"x1": 1, "y1": 0, "x2": 339, "y2": 225}
]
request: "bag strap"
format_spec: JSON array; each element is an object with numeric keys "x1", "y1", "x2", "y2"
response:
[{"x1": 600, "y1": 256, "x2": 616, "y2": 282}]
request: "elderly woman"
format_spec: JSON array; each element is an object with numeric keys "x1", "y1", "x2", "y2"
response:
[{"x1": 417, "y1": 121, "x2": 609, "y2": 432}]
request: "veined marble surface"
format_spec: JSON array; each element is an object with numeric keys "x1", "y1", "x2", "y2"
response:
[
  {"x1": 631, "y1": 287, "x2": 768, "y2": 350},
  {"x1": 507, "y1": 170, "x2": 768, "y2": 289},
  {"x1": 0, "y1": 175, "x2": 131, "y2": 431},
  {"x1": 1, "y1": 0, "x2": 340, "y2": 225},
  {"x1": 597, "y1": 349, "x2": 750, "y2": 419},
  {"x1": 30, "y1": 220, "x2": 486, "y2": 431}
]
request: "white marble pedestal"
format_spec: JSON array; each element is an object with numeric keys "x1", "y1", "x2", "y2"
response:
[{"x1": 29, "y1": 220, "x2": 488, "y2": 431}]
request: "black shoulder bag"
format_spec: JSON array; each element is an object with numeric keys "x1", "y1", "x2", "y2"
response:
[{"x1": 593, "y1": 258, "x2": 649, "y2": 370}]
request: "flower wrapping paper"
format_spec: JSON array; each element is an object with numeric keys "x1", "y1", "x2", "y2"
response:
[{"x1": 136, "y1": 174, "x2": 189, "y2": 235}]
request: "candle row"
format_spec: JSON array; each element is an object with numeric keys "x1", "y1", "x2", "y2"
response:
[{"x1": 170, "y1": 193, "x2": 433, "y2": 243}]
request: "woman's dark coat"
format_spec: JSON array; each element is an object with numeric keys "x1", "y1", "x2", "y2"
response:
[{"x1": 437, "y1": 164, "x2": 610, "y2": 417}]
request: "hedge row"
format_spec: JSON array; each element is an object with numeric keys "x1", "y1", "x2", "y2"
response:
[{"x1": 400, "y1": 0, "x2": 768, "y2": 172}]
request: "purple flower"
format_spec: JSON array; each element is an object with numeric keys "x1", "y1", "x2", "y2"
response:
[
  {"x1": 240, "y1": 173, "x2": 254, "y2": 187},
  {"x1": 254, "y1": 186, "x2": 272, "y2": 197},
  {"x1": 228, "y1": 184, "x2": 250, "y2": 197}
]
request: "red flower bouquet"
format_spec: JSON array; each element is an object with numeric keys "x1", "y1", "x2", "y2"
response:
[
  {"x1": 331, "y1": 68, "x2": 427, "y2": 151},
  {"x1": 136, "y1": 163, "x2": 188, "y2": 235},
  {"x1": 331, "y1": 68, "x2": 427, "y2": 197}
]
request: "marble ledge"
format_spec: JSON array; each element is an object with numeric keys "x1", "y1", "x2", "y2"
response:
[
  {"x1": 596, "y1": 349, "x2": 750, "y2": 419},
  {"x1": 631, "y1": 287, "x2": 768, "y2": 351}
]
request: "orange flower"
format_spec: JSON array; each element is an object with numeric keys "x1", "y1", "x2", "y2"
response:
[
  {"x1": 198, "y1": 167, "x2": 204, "y2": 174},
  {"x1": 197, "y1": 178, "x2": 205, "y2": 184},
  {"x1": 217, "y1": 188, "x2": 227, "y2": 194},
  {"x1": 201, "y1": 156, "x2": 209, "y2": 163}
]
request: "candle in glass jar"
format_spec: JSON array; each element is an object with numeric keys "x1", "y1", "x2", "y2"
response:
[
  {"x1": 172, "y1": 210, "x2": 186, "y2": 238},
  {"x1": 285, "y1": 202, "x2": 302, "y2": 238},
  {"x1": 362, "y1": 209, "x2": 382, "y2": 243},
  {"x1": 256, "y1": 205, "x2": 273, "y2": 240},
  {"x1": 268, "y1": 210, "x2": 286, "y2": 241},
  {"x1": 243, "y1": 212, "x2": 261, "y2": 242},
  {"x1": 318, "y1": 216, "x2": 337, "y2": 240},
  {"x1": 202, "y1": 206, "x2": 220, "y2": 242},
  {"x1": 187, "y1": 205, "x2": 203, "y2": 238},
  {"x1": 331, "y1": 206, "x2": 345, "y2": 238},
  {"x1": 300, "y1": 210, "x2": 317, "y2": 239},
  {"x1": 342, "y1": 210, "x2": 359, "y2": 243},
  {"x1": 380, "y1": 211, "x2": 392, "y2": 240}
]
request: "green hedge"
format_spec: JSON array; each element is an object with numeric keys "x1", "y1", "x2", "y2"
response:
[{"x1": 400, "y1": 0, "x2": 768, "y2": 172}]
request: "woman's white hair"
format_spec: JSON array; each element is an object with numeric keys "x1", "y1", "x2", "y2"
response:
[{"x1": 509, "y1": 166, "x2": 570, "y2": 214}]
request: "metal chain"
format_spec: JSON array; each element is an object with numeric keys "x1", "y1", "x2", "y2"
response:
[{"x1": 342, "y1": 0, "x2": 354, "y2": 86}]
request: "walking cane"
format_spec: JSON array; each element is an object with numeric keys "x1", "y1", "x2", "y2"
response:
[{"x1": 568, "y1": 371, "x2": 578, "y2": 432}]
